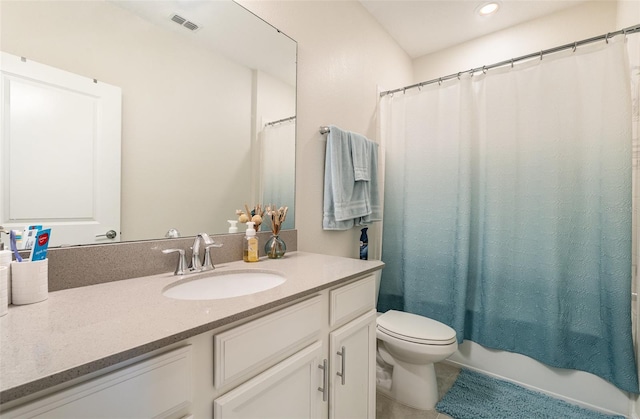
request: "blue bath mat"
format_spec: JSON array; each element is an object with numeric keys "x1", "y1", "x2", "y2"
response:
[{"x1": 436, "y1": 369, "x2": 624, "y2": 419}]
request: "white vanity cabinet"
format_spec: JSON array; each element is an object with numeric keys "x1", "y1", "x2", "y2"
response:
[
  {"x1": 329, "y1": 310, "x2": 377, "y2": 419},
  {"x1": 1, "y1": 346, "x2": 193, "y2": 419},
  {"x1": 213, "y1": 274, "x2": 377, "y2": 419},
  {"x1": 213, "y1": 342, "x2": 325, "y2": 418},
  {"x1": 212, "y1": 295, "x2": 325, "y2": 418},
  {"x1": 1, "y1": 272, "x2": 379, "y2": 419},
  {"x1": 327, "y1": 275, "x2": 377, "y2": 419}
]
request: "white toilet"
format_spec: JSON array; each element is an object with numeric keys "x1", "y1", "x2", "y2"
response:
[{"x1": 376, "y1": 309, "x2": 458, "y2": 410}]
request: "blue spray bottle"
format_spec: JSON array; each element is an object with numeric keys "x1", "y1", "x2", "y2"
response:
[{"x1": 359, "y1": 227, "x2": 368, "y2": 260}]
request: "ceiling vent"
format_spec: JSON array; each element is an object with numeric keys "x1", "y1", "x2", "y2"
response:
[{"x1": 170, "y1": 14, "x2": 200, "y2": 32}]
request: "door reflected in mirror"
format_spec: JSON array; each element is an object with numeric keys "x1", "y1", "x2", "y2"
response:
[{"x1": 0, "y1": 0, "x2": 296, "y2": 248}]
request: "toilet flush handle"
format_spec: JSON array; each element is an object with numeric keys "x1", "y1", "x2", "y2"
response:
[{"x1": 337, "y1": 346, "x2": 346, "y2": 385}]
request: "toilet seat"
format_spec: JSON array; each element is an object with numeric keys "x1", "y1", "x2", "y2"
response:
[{"x1": 377, "y1": 310, "x2": 457, "y2": 346}]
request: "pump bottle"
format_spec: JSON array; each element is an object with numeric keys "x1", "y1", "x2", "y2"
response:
[
  {"x1": 359, "y1": 227, "x2": 368, "y2": 260},
  {"x1": 243, "y1": 222, "x2": 259, "y2": 262},
  {"x1": 227, "y1": 220, "x2": 238, "y2": 233}
]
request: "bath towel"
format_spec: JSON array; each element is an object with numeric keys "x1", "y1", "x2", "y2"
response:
[
  {"x1": 323, "y1": 125, "x2": 381, "y2": 230},
  {"x1": 351, "y1": 132, "x2": 371, "y2": 181}
]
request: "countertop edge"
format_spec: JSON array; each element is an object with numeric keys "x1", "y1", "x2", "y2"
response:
[{"x1": 0, "y1": 255, "x2": 384, "y2": 405}]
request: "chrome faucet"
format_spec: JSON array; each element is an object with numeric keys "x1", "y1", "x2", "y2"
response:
[
  {"x1": 190, "y1": 232, "x2": 213, "y2": 271},
  {"x1": 163, "y1": 233, "x2": 223, "y2": 276}
]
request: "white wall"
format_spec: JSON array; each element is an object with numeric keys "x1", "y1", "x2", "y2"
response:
[
  {"x1": 238, "y1": 0, "x2": 413, "y2": 258},
  {"x1": 413, "y1": 1, "x2": 619, "y2": 83}
]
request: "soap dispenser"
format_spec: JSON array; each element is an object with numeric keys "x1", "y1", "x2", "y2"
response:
[
  {"x1": 243, "y1": 222, "x2": 259, "y2": 262},
  {"x1": 227, "y1": 220, "x2": 238, "y2": 234}
]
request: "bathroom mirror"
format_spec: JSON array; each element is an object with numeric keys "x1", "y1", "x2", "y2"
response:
[{"x1": 0, "y1": 0, "x2": 296, "y2": 247}]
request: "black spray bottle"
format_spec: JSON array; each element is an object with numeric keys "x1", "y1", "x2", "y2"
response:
[{"x1": 359, "y1": 227, "x2": 368, "y2": 260}]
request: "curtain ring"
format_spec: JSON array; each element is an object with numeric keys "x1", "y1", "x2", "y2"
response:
[
  {"x1": 482, "y1": 65, "x2": 487, "y2": 75},
  {"x1": 469, "y1": 69, "x2": 474, "y2": 77},
  {"x1": 539, "y1": 50, "x2": 543, "y2": 60},
  {"x1": 510, "y1": 59, "x2": 514, "y2": 68},
  {"x1": 403, "y1": 87, "x2": 406, "y2": 95},
  {"x1": 438, "y1": 78, "x2": 442, "y2": 86},
  {"x1": 418, "y1": 83, "x2": 422, "y2": 91},
  {"x1": 572, "y1": 42, "x2": 577, "y2": 53},
  {"x1": 389, "y1": 92, "x2": 394, "y2": 98},
  {"x1": 605, "y1": 32, "x2": 610, "y2": 44},
  {"x1": 457, "y1": 72, "x2": 461, "y2": 80}
]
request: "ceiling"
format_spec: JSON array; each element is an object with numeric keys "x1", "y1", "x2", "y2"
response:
[
  {"x1": 359, "y1": 0, "x2": 591, "y2": 58},
  {"x1": 110, "y1": 0, "x2": 297, "y2": 86}
]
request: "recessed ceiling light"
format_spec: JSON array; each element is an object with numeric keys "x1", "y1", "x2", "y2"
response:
[{"x1": 478, "y1": 2, "x2": 499, "y2": 16}]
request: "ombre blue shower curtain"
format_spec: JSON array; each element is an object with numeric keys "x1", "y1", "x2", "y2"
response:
[
  {"x1": 377, "y1": 39, "x2": 639, "y2": 393},
  {"x1": 260, "y1": 119, "x2": 296, "y2": 230}
]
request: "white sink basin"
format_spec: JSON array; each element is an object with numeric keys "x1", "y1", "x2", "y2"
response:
[{"x1": 162, "y1": 270, "x2": 286, "y2": 300}]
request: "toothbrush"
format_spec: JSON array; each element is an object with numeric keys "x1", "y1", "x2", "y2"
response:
[{"x1": 10, "y1": 230, "x2": 23, "y2": 262}]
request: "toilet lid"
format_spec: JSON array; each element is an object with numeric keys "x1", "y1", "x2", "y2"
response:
[{"x1": 377, "y1": 310, "x2": 457, "y2": 345}]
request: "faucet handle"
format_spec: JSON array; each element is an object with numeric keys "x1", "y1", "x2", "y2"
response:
[
  {"x1": 162, "y1": 248, "x2": 188, "y2": 275},
  {"x1": 203, "y1": 242, "x2": 224, "y2": 271}
]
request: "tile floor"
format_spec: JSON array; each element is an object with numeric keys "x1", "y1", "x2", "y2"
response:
[{"x1": 376, "y1": 362, "x2": 460, "y2": 419}]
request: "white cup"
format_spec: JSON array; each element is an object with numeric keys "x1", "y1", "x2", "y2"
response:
[
  {"x1": 0, "y1": 266, "x2": 8, "y2": 316},
  {"x1": 0, "y1": 250, "x2": 12, "y2": 304},
  {"x1": 11, "y1": 259, "x2": 48, "y2": 305}
]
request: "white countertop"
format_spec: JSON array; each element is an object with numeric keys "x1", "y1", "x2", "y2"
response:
[{"x1": 0, "y1": 252, "x2": 384, "y2": 404}]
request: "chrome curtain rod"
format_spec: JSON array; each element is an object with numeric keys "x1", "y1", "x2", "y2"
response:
[
  {"x1": 380, "y1": 23, "x2": 640, "y2": 97},
  {"x1": 265, "y1": 115, "x2": 296, "y2": 127}
]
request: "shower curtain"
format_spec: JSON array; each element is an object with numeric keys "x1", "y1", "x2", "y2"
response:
[
  {"x1": 378, "y1": 38, "x2": 639, "y2": 393},
  {"x1": 260, "y1": 119, "x2": 295, "y2": 230}
]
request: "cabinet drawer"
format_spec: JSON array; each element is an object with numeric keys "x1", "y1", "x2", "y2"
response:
[
  {"x1": 213, "y1": 342, "x2": 323, "y2": 419},
  {"x1": 330, "y1": 274, "x2": 376, "y2": 327},
  {"x1": 214, "y1": 295, "x2": 323, "y2": 388},
  {"x1": 3, "y1": 346, "x2": 192, "y2": 419}
]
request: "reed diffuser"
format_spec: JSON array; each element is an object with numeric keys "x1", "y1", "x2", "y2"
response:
[{"x1": 264, "y1": 205, "x2": 288, "y2": 258}]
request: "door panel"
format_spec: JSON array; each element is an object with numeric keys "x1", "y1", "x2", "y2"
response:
[{"x1": 1, "y1": 52, "x2": 121, "y2": 246}]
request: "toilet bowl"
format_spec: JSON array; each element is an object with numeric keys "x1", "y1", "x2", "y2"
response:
[{"x1": 376, "y1": 310, "x2": 458, "y2": 410}]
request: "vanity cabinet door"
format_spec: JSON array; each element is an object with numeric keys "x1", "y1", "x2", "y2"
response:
[
  {"x1": 1, "y1": 346, "x2": 192, "y2": 419},
  {"x1": 214, "y1": 342, "x2": 324, "y2": 419},
  {"x1": 329, "y1": 309, "x2": 377, "y2": 419}
]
